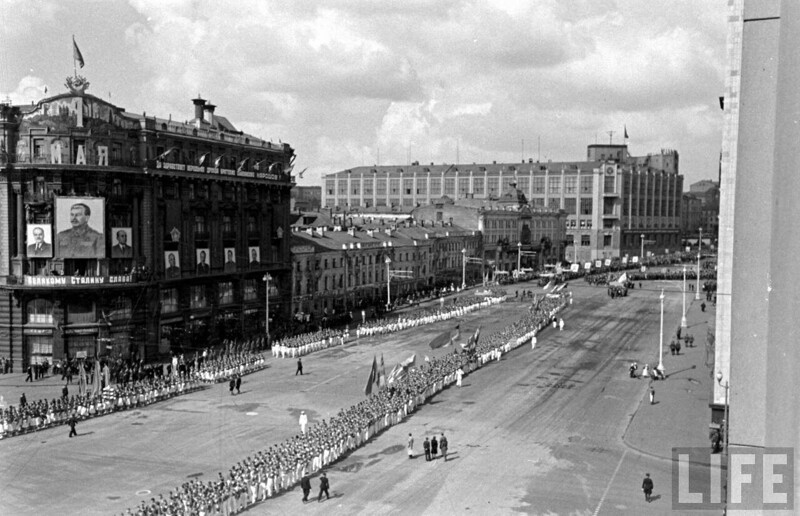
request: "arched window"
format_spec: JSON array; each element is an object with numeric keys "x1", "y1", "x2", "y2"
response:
[{"x1": 27, "y1": 299, "x2": 54, "y2": 324}]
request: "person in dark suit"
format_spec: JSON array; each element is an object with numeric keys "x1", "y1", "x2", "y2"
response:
[
  {"x1": 166, "y1": 252, "x2": 180, "y2": 278},
  {"x1": 317, "y1": 472, "x2": 330, "y2": 502},
  {"x1": 431, "y1": 435, "x2": 439, "y2": 459},
  {"x1": 111, "y1": 230, "x2": 133, "y2": 258},
  {"x1": 68, "y1": 415, "x2": 78, "y2": 438},
  {"x1": 642, "y1": 473, "x2": 654, "y2": 502},
  {"x1": 196, "y1": 250, "x2": 210, "y2": 274},
  {"x1": 300, "y1": 475, "x2": 312, "y2": 503},
  {"x1": 27, "y1": 226, "x2": 53, "y2": 257},
  {"x1": 423, "y1": 437, "x2": 431, "y2": 461}
]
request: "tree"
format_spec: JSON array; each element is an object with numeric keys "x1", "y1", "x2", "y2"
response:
[{"x1": 539, "y1": 236, "x2": 552, "y2": 267}]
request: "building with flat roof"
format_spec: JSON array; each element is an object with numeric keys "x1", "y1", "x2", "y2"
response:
[
  {"x1": 0, "y1": 79, "x2": 294, "y2": 370},
  {"x1": 322, "y1": 145, "x2": 683, "y2": 262}
]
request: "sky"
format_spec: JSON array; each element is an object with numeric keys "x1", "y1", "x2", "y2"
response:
[{"x1": 1, "y1": 0, "x2": 728, "y2": 187}]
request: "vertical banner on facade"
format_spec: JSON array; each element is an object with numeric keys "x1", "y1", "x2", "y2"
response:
[{"x1": 55, "y1": 197, "x2": 106, "y2": 258}]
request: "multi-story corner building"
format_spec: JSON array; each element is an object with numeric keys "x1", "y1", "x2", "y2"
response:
[
  {"x1": 0, "y1": 82, "x2": 294, "y2": 370},
  {"x1": 321, "y1": 144, "x2": 682, "y2": 263},
  {"x1": 291, "y1": 185, "x2": 321, "y2": 212}
]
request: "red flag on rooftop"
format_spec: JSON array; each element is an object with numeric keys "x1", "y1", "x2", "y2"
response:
[{"x1": 73, "y1": 36, "x2": 85, "y2": 69}]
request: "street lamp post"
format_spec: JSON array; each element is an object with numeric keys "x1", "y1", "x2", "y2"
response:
[
  {"x1": 716, "y1": 371, "x2": 730, "y2": 515},
  {"x1": 461, "y1": 248, "x2": 466, "y2": 290},
  {"x1": 658, "y1": 289, "x2": 665, "y2": 374},
  {"x1": 681, "y1": 265, "x2": 688, "y2": 328},
  {"x1": 385, "y1": 256, "x2": 392, "y2": 310},
  {"x1": 517, "y1": 241, "x2": 522, "y2": 275},
  {"x1": 696, "y1": 227, "x2": 703, "y2": 300},
  {"x1": 263, "y1": 273, "x2": 272, "y2": 345},
  {"x1": 640, "y1": 234, "x2": 645, "y2": 264}
]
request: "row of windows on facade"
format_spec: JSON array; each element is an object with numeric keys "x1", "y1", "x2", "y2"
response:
[
  {"x1": 327, "y1": 175, "x2": 678, "y2": 197},
  {"x1": 296, "y1": 266, "x2": 425, "y2": 294},
  {"x1": 24, "y1": 282, "x2": 262, "y2": 324},
  {"x1": 296, "y1": 251, "x2": 428, "y2": 272}
]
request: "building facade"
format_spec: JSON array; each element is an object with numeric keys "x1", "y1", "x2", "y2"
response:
[
  {"x1": 321, "y1": 145, "x2": 682, "y2": 263},
  {"x1": 0, "y1": 83, "x2": 294, "y2": 370}
]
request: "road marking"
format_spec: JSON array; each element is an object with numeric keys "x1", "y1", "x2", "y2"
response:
[
  {"x1": 305, "y1": 371, "x2": 347, "y2": 391},
  {"x1": 592, "y1": 448, "x2": 627, "y2": 516}
]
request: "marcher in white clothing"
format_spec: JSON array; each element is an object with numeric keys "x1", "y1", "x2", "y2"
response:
[
  {"x1": 299, "y1": 411, "x2": 308, "y2": 434},
  {"x1": 558, "y1": 318, "x2": 564, "y2": 331},
  {"x1": 456, "y1": 368, "x2": 464, "y2": 387}
]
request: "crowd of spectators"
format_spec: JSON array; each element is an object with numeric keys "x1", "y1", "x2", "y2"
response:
[{"x1": 123, "y1": 292, "x2": 568, "y2": 516}]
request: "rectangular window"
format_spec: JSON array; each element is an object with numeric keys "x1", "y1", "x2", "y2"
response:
[
  {"x1": 473, "y1": 178, "x2": 485, "y2": 195},
  {"x1": 458, "y1": 178, "x2": 470, "y2": 195},
  {"x1": 531, "y1": 197, "x2": 544, "y2": 207},
  {"x1": 517, "y1": 177, "x2": 529, "y2": 194},
  {"x1": 581, "y1": 176, "x2": 593, "y2": 193},
  {"x1": 190, "y1": 286, "x2": 207, "y2": 309},
  {"x1": 548, "y1": 177, "x2": 561, "y2": 194},
  {"x1": 194, "y1": 215, "x2": 207, "y2": 234},
  {"x1": 403, "y1": 178, "x2": 413, "y2": 195},
  {"x1": 242, "y1": 279, "x2": 257, "y2": 301},
  {"x1": 376, "y1": 179, "x2": 387, "y2": 196},
  {"x1": 564, "y1": 176, "x2": 577, "y2": 194},
  {"x1": 352, "y1": 182, "x2": 360, "y2": 195},
  {"x1": 487, "y1": 177, "x2": 499, "y2": 195},
  {"x1": 580, "y1": 198, "x2": 593, "y2": 215},
  {"x1": 338, "y1": 180, "x2": 347, "y2": 195},
  {"x1": 363, "y1": 178, "x2": 373, "y2": 195},
  {"x1": 563, "y1": 197, "x2": 577, "y2": 214},
  {"x1": 161, "y1": 288, "x2": 179, "y2": 313},
  {"x1": 218, "y1": 282, "x2": 235, "y2": 304},
  {"x1": 444, "y1": 178, "x2": 455, "y2": 196},
  {"x1": 581, "y1": 235, "x2": 591, "y2": 246},
  {"x1": 532, "y1": 177, "x2": 545, "y2": 194},
  {"x1": 548, "y1": 198, "x2": 560, "y2": 210},
  {"x1": 565, "y1": 234, "x2": 574, "y2": 246},
  {"x1": 390, "y1": 178, "x2": 400, "y2": 195},
  {"x1": 604, "y1": 175, "x2": 616, "y2": 194},
  {"x1": 603, "y1": 235, "x2": 612, "y2": 247},
  {"x1": 416, "y1": 180, "x2": 427, "y2": 195},
  {"x1": 430, "y1": 178, "x2": 441, "y2": 196}
]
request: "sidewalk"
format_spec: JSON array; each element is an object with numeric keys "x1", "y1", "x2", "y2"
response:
[{"x1": 623, "y1": 294, "x2": 716, "y2": 464}]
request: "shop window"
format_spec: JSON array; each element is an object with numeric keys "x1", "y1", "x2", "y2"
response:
[
  {"x1": 67, "y1": 300, "x2": 95, "y2": 324},
  {"x1": 110, "y1": 296, "x2": 133, "y2": 320},
  {"x1": 190, "y1": 285, "x2": 207, "y2": 309},
  {"x1": 219, "y1": 282, "x2": 235, "y2": 304},
  {"x1": 161, "y1": 288, "x2": 179, "y2": 314},
  {"x1": 27, "y1": 336, "x2": 53, "y2": 364},
  {"x1": 243, "y1": 279, "x2": 257, "y2": 301}
]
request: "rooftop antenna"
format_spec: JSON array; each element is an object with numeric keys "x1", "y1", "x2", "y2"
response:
[
  {"x1": 607, "y1": 130, "x2": 615, "y2": 145},
  {"x1": 537, "y1": 136, "x2": 541, "y2": 162},
  {"x1": 521, "y1": 138, "x2": 524, "y2": 162}
]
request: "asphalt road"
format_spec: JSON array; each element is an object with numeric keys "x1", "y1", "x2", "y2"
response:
[{"x1": 0, "y1": 282, "x2": 715, "y2": 515}]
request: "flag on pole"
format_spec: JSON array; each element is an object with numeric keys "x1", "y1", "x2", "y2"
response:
[
  {"x1": 379, "y1": 354, "x2": 386, "y2": 387},
  {"x1": 214, "y1": 155, "x2": 224, "y2": 168},
  {"x1": 624, "y1": 125, "x2": 629, "y2": 139},
  {"x1": 428, "y1": 325, "x2": 460, "y2": 349},
  {"x1": 198, "y1": 152, "x2": 210, "y2": 166},
  {"x1": 364, "y1": 355, "x2": 378, "y2": 396},
  {"x1": 73, "y1": 36, "x2": 85, "y2": 68}
]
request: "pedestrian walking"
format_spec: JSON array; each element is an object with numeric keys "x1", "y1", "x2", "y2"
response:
[
  {"x1": 407, "y1": 433, "x2": 414, "y2": 459},
  {"x1": 19, "y1": 392, "x2": 27, "y2": 408},
  {"x1": 552, "y1": 319, "x2": 557, "y2": 329},
  {"x1": 431, "y1": 435, "x2": 439, "y2": 459},
  {"x1": 649, "y1": 385, "x2": 655, "y2": 405},
  {"x1": 670, "y1": 340, "x2": 676, "y2": 356},
  {"x1": 642, "y1": 473, "x2": 654, "y2": 502},
  {"x1": 68, "y1": 415, "x2": 78, "y2": 438},
  {"x1": 558, "y1": 318, "x2": 564, "y2": 331},
  {"x1": 317, "y1": 472, "x2": 330, "y2": 502},
  {"x1": 531, "y1": 335, "x2": 537, "y2": 350},
  {"x1": 440, "y1": 433, "x2": 448, "y2": 462},
  {"x1": 701, "y1": 302, "x2": 706, "y2": 312},
  {"x1": 229, "y1": 377, "x2": 235, "y2": 395},
  {"x1": 300, "y1": 475, "x2": 311, "y2": 503},
  {"x1": 456, "y1": 368, "x2": 464, "y2": 387},
  {"x1": 235, "y1": 375, "x2": 241, "y2": 394},
  {"x1": 62, "y1": 384, "x2": 69, "y2": 399},
  {"x1": 25, "y1": 364, "x2": 33, "y2": 382},
  {"x1": 423, "y1": 437, "x2": 431, "y2": 461},
  {"x1": 296, "y1": 358, "x2": 303, "y2": 376},
  {"x1": 299, "y1": 411, "x2": 308, "y2": 435}
]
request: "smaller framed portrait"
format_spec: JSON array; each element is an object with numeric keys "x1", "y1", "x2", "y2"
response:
[
  {"x1": 196, "y1": 248, "x2": 210, "y2": 274},
  {"x1": 248, "y1": 246, "x2": 260, "y2": 267},
  {"x1": 224, "y1": 247, "x2": 236, "y2": 272},
  {"x1": 110, "y1": 227, "x2": 133, "y2": 258},
  {"x1": 165, "y1": 251, "x2": 181, "y2": 279},
  {"x1": 27, "y1": 224, "x2": 53, "y2": 258}
]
